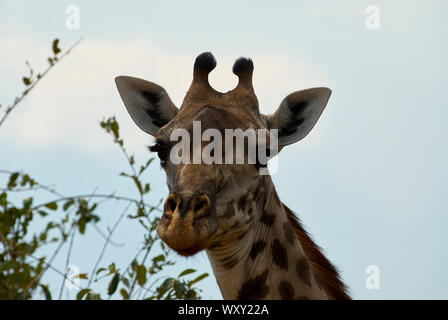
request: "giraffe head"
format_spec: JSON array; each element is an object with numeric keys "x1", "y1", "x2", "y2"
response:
[{"x1": 115, "y1": 52, "x2": 331, "y2": 256}]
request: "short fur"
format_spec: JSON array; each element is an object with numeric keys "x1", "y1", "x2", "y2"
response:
[{"x1": 283, "y1": 204, "x2": 351, "y2": 300}]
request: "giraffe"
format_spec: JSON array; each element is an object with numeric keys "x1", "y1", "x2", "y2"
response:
[{"x1": 115, "y1": 52, "x2": 350, "y2": 300}]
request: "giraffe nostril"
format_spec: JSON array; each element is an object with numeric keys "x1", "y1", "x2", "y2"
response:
[
  {"x1": 194, "y1": 200, "x2": 206, "y2": 213},
  {"x1": 192, "y1": 195, "x2": 210, "y2": 214},
  {"x1": 167, "y1": 198, "x2": 177, "y2": 212},
  {"x1": 164, "y1": 194, "x2": 180, "y2": 214}
]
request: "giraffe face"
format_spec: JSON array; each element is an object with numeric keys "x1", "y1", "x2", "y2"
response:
[
  {"x1": 115, "y1": 52, "x2": 331, "y2": 256},
  {"x1": 150, "y1": 97, "x2": 267, "y2": 256}
]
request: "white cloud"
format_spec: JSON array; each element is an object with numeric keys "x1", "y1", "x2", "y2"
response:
[{"x1": 0, "y1": 35, "x2": 329, "y2": 156}]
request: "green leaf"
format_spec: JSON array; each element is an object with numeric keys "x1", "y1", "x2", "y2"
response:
[
  {"x1": 178, "y1": 268, "x2": 196, "y2": 278},
  {"x1": 95, "y1": 267, "x2": 106, "y2": 275},
  {"x1": 23, "y1": 197, "x2": 33, "y2": 208},
  {"x1": 120, "y1": 288, "x2": 129, "y2": 300},
  {"x1": 78, "y1": 218, "x2": 86, "y2": 234},
  {"x1": 157, "y1": 278, "x2": 175, "y2": 298},
  {"x1": 86, "y1": 292, "x2": 101, "y2": 300},
  {"x1": 161, "y1": 278, "x2": 175, "y2": 290},
  {"x1": 131, "y1": 259, "x2": 138, "y2": 272},
  {"x1": 44, "y1": 202, "x2": 58, "y2": 210},
  {"x1": 63, "y1": 199, "x2": 75, "y2": 211},
  {"x1": 108, "y1": 263, "x2": 116, "y2": 274},
  {"x1": 111, "y1": 120, "x2": 119, "y2": 139},
  {"x1": 52, "y1": 39, "x2": 61, "y2": 55},
  {"x1": 121, "y1": 277, "x2": 130, "y2": 288},
  {"x1": 37, "y1": 210, "x2": 48, "y2": 217},
  {"x1": 108, "y1": 273, "x2": 120, "y2": 295},
  {"x1": 174, "y1": 281, "x2": 187, "y2": 297},
  {"x1": 7, "y1": 172, "x2": 20, "y2": 189},
  {"x1": 20, "y1": 173, "x2": 30, "y2": 186},
  {"x1": 40, "y1": 284, "x2": 52, "y2": 300},
  {"x1": 76, "y1": 288, "x2": 91, "y2": 300},
  {"x1": 153, "y1": 254, "x2": 165, "y2": 263},
  {"x1": 0, "y1": 192, "x2": 7, "y2": 206},
  {"x1": 187, "y1": 273, "x2": 209, "y2": 286},
  {"x1": 136, "y1": 265, "x2": 147, "y2": 286},
  {"x1": 22, "y1": 77, "x2": 32, "y2": 86}
]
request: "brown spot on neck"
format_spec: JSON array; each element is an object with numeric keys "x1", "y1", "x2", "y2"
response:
[
  {"x1": 283, "y1": 221, "x2": 296, "y2": 245},
  {"x1": 249, "y1": 240, "x2": 267, "y2": 260},
  {"x1": 296, "y1": 257, "x2": 311, "y2": 287},
  {"x1": 260, "y1": 212, "x2": 276, "y2": 227},
  {"x1": 237, "y1": 269, "x2": 270, "y2": 300},
  {"x1": 271, "y1": 239, "x2": 288, "y2": 270},
  {"x1": 278, "y1": 281, "x2": 295, "y2": 300}
]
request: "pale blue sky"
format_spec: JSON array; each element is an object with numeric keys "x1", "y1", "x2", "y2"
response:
[{"x1": 1, "y1": 1, "x2": 447, "y2": 299}]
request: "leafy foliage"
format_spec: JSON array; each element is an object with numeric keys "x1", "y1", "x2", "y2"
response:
[{"x1": 0, "y1": 38, "x2": 208, "y2": 300}]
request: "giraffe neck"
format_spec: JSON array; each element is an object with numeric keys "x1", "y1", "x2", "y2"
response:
[{"x1": 206, "y1": 177, "x2": 328, "y2": 300}]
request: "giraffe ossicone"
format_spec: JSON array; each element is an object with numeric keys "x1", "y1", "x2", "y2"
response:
[{"x1": 115, "y1": 52, "x2": 350, "y2": 300}]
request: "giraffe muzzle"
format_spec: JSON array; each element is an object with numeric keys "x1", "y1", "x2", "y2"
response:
[{"x1": 158, "y1": 193, "x2": 217, "y2": 256}]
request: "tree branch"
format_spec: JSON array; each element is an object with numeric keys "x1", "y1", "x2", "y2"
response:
[{"x1": 0, "y1": 38, "x2": 83, "y2": 128}]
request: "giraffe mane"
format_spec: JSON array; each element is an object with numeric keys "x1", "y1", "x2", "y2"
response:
[{"x1": 283, "y1": 204, "x2": 351, "y2": 300}]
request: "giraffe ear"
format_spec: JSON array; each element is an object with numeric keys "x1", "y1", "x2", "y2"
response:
[
  {"x1": 264, "y1": 87, "x2": 331, "y2": 147},
  {"x1": 115, "y1": 76, "x2": 178, "y2": 136}
]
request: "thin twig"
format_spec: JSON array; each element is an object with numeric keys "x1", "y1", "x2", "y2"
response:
[
  {"x1": 11, "y1": 251, "x2": 83, "y2": 291},
  {"x1": 0, "y1": 185, "x2": 61, "y2": 196},
  {"x1": 0, "y1": 38, "x2": 83, "y2": 127},
  {"x1": 31, "y1": 193, "x2": 160, "y2": 212},
  {"x1": 92, "y1": 224, "x2": 125, "y2": 247},
  {"x1": 86, "y1": 202, "x2": 130, "y2": 289},
  {"x1": 127, "y1": 245, "x2": 152, "y2": 298},
  {"x1": 23, "y1": 218, "x2": 77, "y2": 294},
  {"x1": 0, "y1": 170, "x2": 64, "y2": 197},
  {"x1": 121, "y1": 247, "x2": 145, "y2": 280},
  {"x1": 57, "y1": 226, "x2": 76, "y2": 299}
]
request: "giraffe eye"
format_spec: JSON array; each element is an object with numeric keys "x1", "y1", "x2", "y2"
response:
[
  {"x1": 157, "y1": 151, "x2": 168, "y2": 165},
  {"x1": 149, "y1": 143, "x2": 168, "y2": 166}
]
